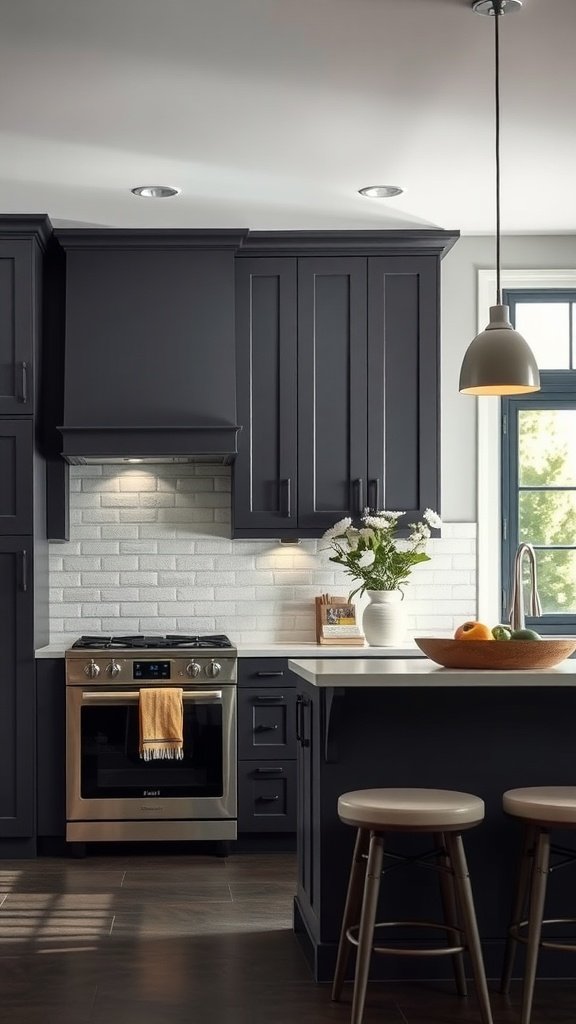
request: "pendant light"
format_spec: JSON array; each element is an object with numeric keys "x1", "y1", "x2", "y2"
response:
[{"x1": 459, "y1": 0, "x2": 540, "y2": 396}]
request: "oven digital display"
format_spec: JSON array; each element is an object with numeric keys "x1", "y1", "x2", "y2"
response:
[{"x1": 133, "y1": 661, "x2": 171, "y2": 680}]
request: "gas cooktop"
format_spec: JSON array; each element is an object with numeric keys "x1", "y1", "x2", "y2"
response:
[{"x1": 70, "y1": 634, "x2": 235, "y2": 651}]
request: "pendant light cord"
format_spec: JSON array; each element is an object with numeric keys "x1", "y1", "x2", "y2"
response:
[{"x1": 494, "y1": 0, "x2": 502, "y2": 304}]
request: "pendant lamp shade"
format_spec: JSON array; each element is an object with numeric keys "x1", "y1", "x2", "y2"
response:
[
  {"x1": 459, "y1": 304, "x2": 540, "y2": 395},
  {"x1": 459, "y1": 0, "x2": 540, "y2": 397}
]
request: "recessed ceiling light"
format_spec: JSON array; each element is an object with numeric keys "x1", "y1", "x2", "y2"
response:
[
  {"x1": 358, "y1": 185, "x2": 404, "y2": 199},
  {"x1": 131, "y1": 185, "x2": 181, "y2": 198}
]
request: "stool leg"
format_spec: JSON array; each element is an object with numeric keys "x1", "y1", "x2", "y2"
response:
[
  {"x1": 501, "y1": 823, "x2": 536, "y2": 995},
  {"x1": 521, "y1": 829, "x2": 550, "y2": 1024},
  {"x1": 332, "y1": 828, "x2": 370, "y2": 1002},
  {"x1": 351, "y1": 831, "x2": 384, "y2": 1024},
  {"x1": 445, "y1": 832, "x2": 493, "y2": 1024},
  {"x1": 435, "y1": 831, "x2": 468, "y2": 997}
]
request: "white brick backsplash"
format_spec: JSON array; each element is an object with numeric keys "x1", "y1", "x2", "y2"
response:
[{"x1": 49, "y1": 466, "x2": 477, "y2": 643}]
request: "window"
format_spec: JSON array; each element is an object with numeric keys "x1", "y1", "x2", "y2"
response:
[{"x1": 502, "y1": 290, "x2": 576, "y2": 633}]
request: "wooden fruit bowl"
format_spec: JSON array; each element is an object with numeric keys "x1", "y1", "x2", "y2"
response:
[{"x1": 415, "y1": 637, "x2": 576, "y2": 670}]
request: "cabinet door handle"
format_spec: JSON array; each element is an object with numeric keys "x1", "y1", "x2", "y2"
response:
[
  {"x1": 256, "y1": 671, "x2": 284, "y2": 678},
  {"x1": 353, "y1": 478, "x2": 364, "y2": 515},
  {"x1": 296, "y1": 694, "x2": 303, "y2": 744},
  {"x1": 369, "y1": 478, "x2": 381, "y2": 510},
  {"x1": 299, "y1": 695, "x2": 310, "y2": 748},
  {"x1": 20, "y1": 362, "x2": 28, "y2": 404},
  {"x1": 256, "y1": 795, "x2": 280, "y2": 803},
  {"x1": 20, "y1": 550, "x2": 28, "y2": 592},
  {"x1": 281, "y1": 478, "x2": 292, "y2": 518},
  {"x1": 254, "y1": 767, "x2": 284, "y2": 775},
  {"x1": 254, "y1": 695, "x2": 285, "y2": 702}
]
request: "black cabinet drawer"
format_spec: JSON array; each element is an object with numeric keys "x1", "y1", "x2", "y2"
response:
[
  {"x1": 238, "y1": 761, "x2": 296, "y2": 833},
  {"x1": 238, "y1": 688, "x2": 297, "y2": 760},
  {"x1": 238, "y1": 658, "x2": 296, "y2": 688}
]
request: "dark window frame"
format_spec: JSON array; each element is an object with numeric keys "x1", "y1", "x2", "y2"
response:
[{"x1": 501, "y1": 288, "x2": 576, "y2": 633}]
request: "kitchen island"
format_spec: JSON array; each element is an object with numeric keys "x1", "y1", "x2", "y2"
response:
[{"x1": 288, "y1": 657, "x2": 576, "y2": 982}]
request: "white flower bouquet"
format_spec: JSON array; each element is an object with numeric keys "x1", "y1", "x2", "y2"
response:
[{"x1": 321, "y1": 508, "x2": 442, "y2": 599}]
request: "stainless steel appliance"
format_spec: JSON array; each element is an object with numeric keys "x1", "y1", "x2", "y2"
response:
[{"x1": 65, "y1": 635, "x2": 237, "y2": 842}]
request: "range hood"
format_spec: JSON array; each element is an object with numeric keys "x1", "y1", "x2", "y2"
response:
[{"x1": 57, "y1": 229, "x2": 246, "y2": 465}]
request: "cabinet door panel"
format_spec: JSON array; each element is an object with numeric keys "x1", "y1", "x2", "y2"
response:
[
  {"x1": 233, "y1": 259, "x2": 298, "y2": 533},
  {"x1": 0, "y1": 242, "x2": 33, "y2": 414},
  {"x1": 298, "y1": 259, "x2": 368, "y2": 529},
  {"x1": 368, "y1": 257, "x2": 439, "y2": 520},
  {"x1": 0, "y1": 420, "x2": 34, "y2": 534},
  {"x1": 0, "y1": 538, "x2": 35, "y2": 837}
]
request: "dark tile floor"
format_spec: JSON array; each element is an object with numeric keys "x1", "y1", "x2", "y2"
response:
[{"x1": 0, "y1": 852, "x2": 572, "y2": 1023}]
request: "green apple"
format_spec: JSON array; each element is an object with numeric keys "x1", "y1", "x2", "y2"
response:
[
  {"x1": 492, "y1": 624, "x2": 512, "y2": 641},
  {"x1": 510, "y1": 628, "x2": 542, "y2": 641}
]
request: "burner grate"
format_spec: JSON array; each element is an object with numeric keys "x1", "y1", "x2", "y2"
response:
[{"x1": 70, "y1": 634, "x2": 234, "y2": 651}]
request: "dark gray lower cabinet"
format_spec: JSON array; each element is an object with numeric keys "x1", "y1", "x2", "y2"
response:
[
  {"x1": 36, "y1": 659, "x2": 66, "y2": 838},
  {"x1": 237, "y1": 659, "x2": 297, "y2": 833},
  {"x1": 238, "y1": 761, "x2": 296, "y2": 833},
  {"x1": 0, "y1": 537, "x2": 35, "y2": 846},
  {"x1": 237, "y1": 688, "x2": 296, "y2": 760}
]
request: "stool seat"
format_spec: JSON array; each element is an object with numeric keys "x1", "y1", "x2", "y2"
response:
[
  {"x1": 338, "y1": 788, "x2": 485, "y2": 831},
  {"x1": 503, "y1": 786, "x2": 576, "y2": 825}
]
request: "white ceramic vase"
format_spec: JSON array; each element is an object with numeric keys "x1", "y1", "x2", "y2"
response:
[{"x1": 362, "y1": 590, "x2": 407, "y2": 647}]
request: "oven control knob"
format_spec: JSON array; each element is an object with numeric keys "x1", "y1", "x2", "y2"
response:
[
  {"x1": 84, "y1": 659, "x2": 100, "y2": 679},
  {"x1": 205, "y1": 659, "x2": 221, "y2": 679},
  {"x1": 108, "y1": 660, "x2": 121, "y2": 678},
  {"x1": 186, "y1": 660, "x2": 201, "y2": 678}
]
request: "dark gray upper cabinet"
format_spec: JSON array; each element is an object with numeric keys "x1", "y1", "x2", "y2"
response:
[
  {"x1": 233, "y1": 259, "x2": 298, "y2": 531},
  {"x1": 368, "y1": 256, "x2": 440, "y2": 520},
  {"x1": 0, "y1": 420, "x2": 34, "y2": 535},
  {"x1": 0, "y1": 241, "x2": 33, "y2": 413},
  {"x1": 297, "y1": 258, "x2": 368, "y2": 530},
  {"x1": 0, "y1": 232, "x2": 44, "y2": 415},
  {"x1": 0, "y1": 537, "x2": 35, "y2": 839},
  {"x1": 233, "y1": 232, "x2": 456, "y2": 537}
]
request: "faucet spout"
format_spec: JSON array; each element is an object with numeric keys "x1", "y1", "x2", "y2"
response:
[{"x1": 508, "y1": 543, "x2": 543, "y2": 632}]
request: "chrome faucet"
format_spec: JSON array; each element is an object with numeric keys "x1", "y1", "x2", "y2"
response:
[{"x1": 508, "y1": 543, "x2": 542, "y2": 632}]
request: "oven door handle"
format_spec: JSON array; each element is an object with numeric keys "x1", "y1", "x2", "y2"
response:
[{"x1": 81, "y1": 690, "x2": 223, "y2": 702}]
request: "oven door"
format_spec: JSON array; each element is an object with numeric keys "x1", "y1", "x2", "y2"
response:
[{"x1": 66, "y1": 684, "x2": 236, "y2": 822}]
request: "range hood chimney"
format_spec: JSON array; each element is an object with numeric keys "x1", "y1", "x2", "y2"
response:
[{"x1": 57, "y1": 230, "x2": 247, "y2": 464}]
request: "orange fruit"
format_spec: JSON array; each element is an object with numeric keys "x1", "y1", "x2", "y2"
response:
[{"x1": 454, "y1": 621, "x2": 492, "y2": 641}]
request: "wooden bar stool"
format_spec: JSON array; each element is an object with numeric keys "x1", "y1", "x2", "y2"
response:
[
  {"x1": 332, "y1": 788, "x2": 493, "y2": 1024},
  {"x1": 501, "y1": 787, "x2": 576, "y2": 1024}
]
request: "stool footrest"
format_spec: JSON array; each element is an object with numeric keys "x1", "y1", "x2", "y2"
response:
[
  {"x1": 346, "y1": 919, "x2": 465, "y2": 958},
  {"x1": 509, "y1": 916, "x2": 576, "y2": 953}
]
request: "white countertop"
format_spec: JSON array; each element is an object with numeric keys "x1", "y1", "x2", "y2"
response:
[
  {"x1": 35, "y1": 641, "x2": 426, "y2": 660},
  {"x1": 288, "y1": 657, "x2": 576, "y2": 687}
]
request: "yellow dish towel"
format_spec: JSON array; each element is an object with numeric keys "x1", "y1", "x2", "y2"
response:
[{"x1": 139, "y1": 687, "x2": 184, "y2": 761}]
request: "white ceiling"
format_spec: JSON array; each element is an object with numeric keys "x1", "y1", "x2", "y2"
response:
[{"x1": 0, "y1": 0, "x2": 574, "y2": 233}]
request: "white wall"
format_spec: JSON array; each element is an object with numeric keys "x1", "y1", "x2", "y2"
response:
[
  {"x1": 440, "y1": 234, "x2": 576, "y2": 522},
  {"x1": 48, "y1": 466, "x2": 476, "y2": 644}
]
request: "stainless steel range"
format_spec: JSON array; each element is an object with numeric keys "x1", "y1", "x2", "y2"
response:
[{"x1": 65, "y1": 635, "x2": 237, "y2": 842}]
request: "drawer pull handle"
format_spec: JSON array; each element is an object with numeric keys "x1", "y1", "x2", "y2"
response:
[
  {"x1": 256, "y1": 671, "x2": 284, "y2": 677},
  {"x1": 255, "y1": 724, "x2": 278, "y2": 732},
  {"x1": 254, "y1": 767, "x2": 284, "y2": 775},
  {"x1": 253, "y1": 695, "x2": 285, "y2": 702},
  {"x1": 256, "y1": 795, "x2": 280, "y2": 803}
]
